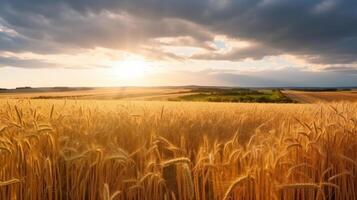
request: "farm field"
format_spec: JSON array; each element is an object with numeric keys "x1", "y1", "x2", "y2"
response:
[
  {"x1": 3, "y1": 0, "x2": 357, "y2": 200},
  {"x1": 9, "y1": 87, "x2": 357, "y2": 104},
  {"x1": 0, "y1": 87, "x2": 194, "y2": 101},
  {"x1": 283, "y1": 90, "x2": 357, "y2": 103},
  {"x1": 0, "y1": 99, "x2": 356, "y2": 199},
  {"x1": 0, "y1": 87, "x2": 296, "y2": 103}
]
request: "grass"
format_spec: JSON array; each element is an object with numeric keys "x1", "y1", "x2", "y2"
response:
[
  {"x1": 0, "y1": 99, "x2": 356, "y2": 199},
  {"x1": 172, "y1": 88, "x2": 295, "y2": 103}
]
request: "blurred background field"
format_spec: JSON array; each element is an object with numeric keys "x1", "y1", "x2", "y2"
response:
[{"x1": 2, "y1": 86, "x2": 357, "y2": 103}]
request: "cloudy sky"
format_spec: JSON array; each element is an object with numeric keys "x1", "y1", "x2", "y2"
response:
[{"x1": 1, "y1": 0, "x2": 357, "y2": 88}]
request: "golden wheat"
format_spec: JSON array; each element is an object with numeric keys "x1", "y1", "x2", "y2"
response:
[{"x1": 0, "y1": 99, "x2": 356, "y2": 199}]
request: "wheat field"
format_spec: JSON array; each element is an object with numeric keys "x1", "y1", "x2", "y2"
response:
[
  {"x1": 0, "y1": 99, "x2": 356, "y2": 200},
  {"x1": 282, "y1": 90, "x2": 357, "y2": 103}
]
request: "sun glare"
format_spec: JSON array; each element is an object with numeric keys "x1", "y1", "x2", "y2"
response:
[{"x1": 111, "y1": 57, "x2": 152, "y2": 80}]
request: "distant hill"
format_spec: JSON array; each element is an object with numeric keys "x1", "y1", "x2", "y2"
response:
[
  {"x1": 0, "y1": 87, "x2": 94, "y2": 93},
  {"x1": 16, "y1": 86, "x2": 33, "y2": 90}
]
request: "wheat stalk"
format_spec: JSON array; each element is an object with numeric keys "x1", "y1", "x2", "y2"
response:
[
  {"x1": 0, "y1": 178, "x2": 21, "y2": 187},
  {"x1": 222, "y1": 175, "x2": 253, "y2": 200}
]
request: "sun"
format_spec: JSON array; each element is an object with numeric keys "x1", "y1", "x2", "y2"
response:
[{"x1": 112, "y1": 57, "x2": 152, "y2": 80}]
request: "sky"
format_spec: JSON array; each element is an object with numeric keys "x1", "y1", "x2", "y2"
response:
[{"x1": 0, "y1": 0, "x2": 357, "y2": 88}]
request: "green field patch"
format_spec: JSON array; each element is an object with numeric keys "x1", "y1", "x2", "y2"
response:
[{"x1": 171, "y1": 88, "x2": 296, "y2": 103}]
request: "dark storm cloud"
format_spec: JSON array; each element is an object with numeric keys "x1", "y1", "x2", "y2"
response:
[
  {"x1": 0, "y1": 0, "x2": 357, "y2": 64},
  {"x1": 0, "y1": 1, "x2": 214, "y2": 54}
]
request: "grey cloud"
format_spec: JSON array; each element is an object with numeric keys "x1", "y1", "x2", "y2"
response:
[
  {"x1": 145, "y1": 67, "x2": 357, "y2": 87},
  {"x1": 192, "y1": 44, "x2": 281, "y2": 61},
  {"x1": 0, "y1": 56, "x2": 59, "y2": 68},
  {"x1": 154, "y1": 35, "x2": 215, "y2": 51},
  {"x1": 205, "y1": 67, "x2": 357, "y2": 87},
  {"x1": 0, "y1": 0, "x2": 357, "y2": 64},
  {"x1": 323, "y1": 66, "x2": 357, "y2": 74},
  {"x1": 0, "y1": 56, "x2": 103, "y2": 69},
  {"x1": 0, "y1": 2, "x2": 214, "y2": 55}
]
